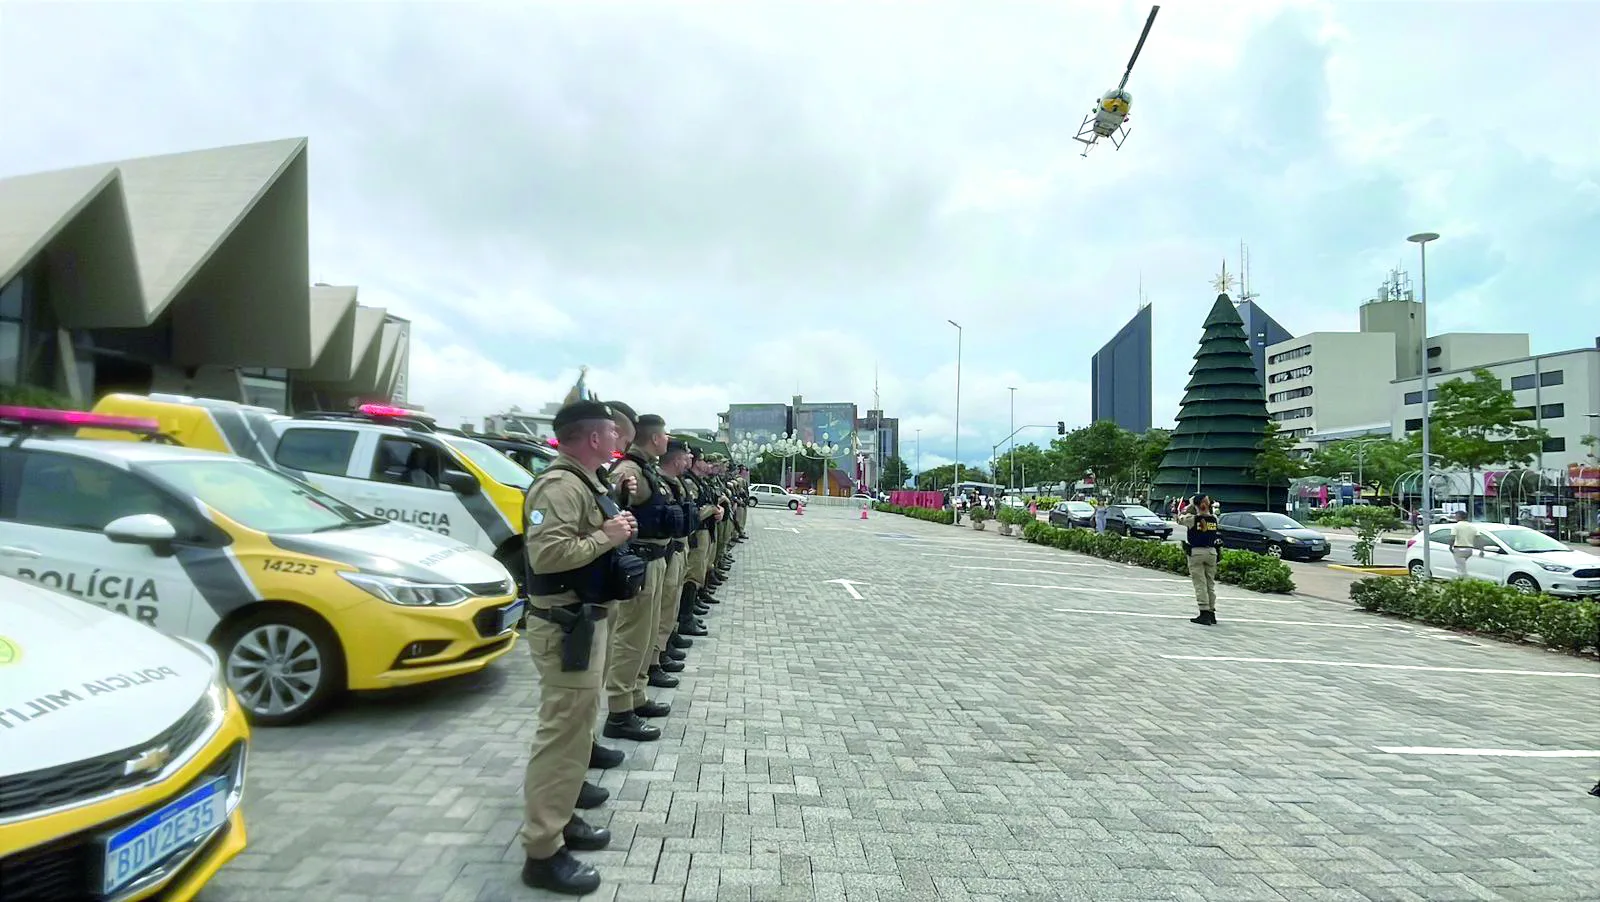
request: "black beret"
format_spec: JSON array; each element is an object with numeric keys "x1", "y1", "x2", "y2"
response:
[
  {"x1": 664, "y1": 439, "x2": 690, "y2": 456},
  {"x1": 607, "y1": 400, "x2": 638, "y2": 426},
  {"x1": 552, "y1": 399, "x2": 613, "y2": 431},
  {"x1": 637, "y1": 414, "x2": 666, "y2": 428},
  {"x1": 689, "y1": 445, "x2": 703, "y2": 460}
]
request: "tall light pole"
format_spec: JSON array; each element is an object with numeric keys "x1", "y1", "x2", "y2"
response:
[
  {"x1": 1007, "y1": 386, "x2": 1017, "y2": 492},
  {"x1": 915, "y1": 428, "x2": 922, "y2": 488},
  {"x1": 1409, "y1": 231, "x2": 1440, "y2": 580},
  {"x1": 948, "y1": 320, "x2": 963, "y2": 504}
]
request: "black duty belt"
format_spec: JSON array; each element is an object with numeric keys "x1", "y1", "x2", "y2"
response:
[
  {"x1": 632, "y1": 542, "x2": 672, "y2": 561},
  {"x1": 528, "y1": 603, "x2": 607, "y2": 623}
]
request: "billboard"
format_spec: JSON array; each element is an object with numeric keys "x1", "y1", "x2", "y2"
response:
[
  {"x1": 795, "y1": 402, "x2": 857, "y2": 448},
  {"x1": 726, "y1": 403, "x2": 791, "y2": 443}
]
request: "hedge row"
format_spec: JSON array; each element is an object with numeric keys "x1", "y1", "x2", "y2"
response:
[
  {"x1": 1349, "y1": 576, "x2": 1600, "y2": 655},
  {"x1": 872, "y1": 502, "x2": 955, "y2": 525},
  {"x1": 1021, "y1": 520, "x2": 1296, "y2": 594}
]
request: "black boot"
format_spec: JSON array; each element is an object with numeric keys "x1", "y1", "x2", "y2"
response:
[
  {"x1": 656, "y1": 656, "x2": 685, "y2": 673},
  {"x1": 635, "y1": 699, "x2": 672, "y2": 718},
  {"x1": 1589, "y1": 782, "x2": 1600, "y2": 798},
  {"x1": 693, "y1": 603, "x2": 711, "y2": 616},
  {"x1": 576, "y1": 780, "x2": 609, "y2": 809},
  {"x1": 648, "y1": 666, "x2": 681, "y2": 688},
  {"x1": 521, "y1": 847, "x2": 601, "y2": 896},
  {"x1": 603, "y1": 712, "x2": 661, "y2": 742},
  {"x1": 680, "y1": 620, "x2": 708, "y2": 637},
  {"x1": 1189, "y1": 610, "x2": 1217, "y2": 626},
  {"x1": 663, "y1": 646, "x2": 687, "y2": 661},
  {"x1": 589, "y1": 743, "x2": 624, "y2": 770},
  {"x1": 669, "y1": 632, "x2": 693, "y2": 650},
  {"x1": 563, "y1": 814, "x2": 611, "y2": 852}
]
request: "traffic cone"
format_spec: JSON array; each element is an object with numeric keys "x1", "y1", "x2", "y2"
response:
[
  {"x1": 795, "y1": 501, "x2": 804, "y2": 516},
  {"x1": 859, "y1": 506, "x2": 869, "y2": 520}
]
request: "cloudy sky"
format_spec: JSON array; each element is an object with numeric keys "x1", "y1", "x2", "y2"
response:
[{"x1": 2, "y1": 1, "x2": 1596, "y2": 472}]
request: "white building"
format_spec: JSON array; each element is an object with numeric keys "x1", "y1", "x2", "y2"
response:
[
  {"x1": 1264, "y1": 331, "x2": 1398, "y2": 451},
  {"x1": 1423, "y1": 332, "x2": 1528, "y2": 376},
  {"x1": 1392, "y1": 346, "x2": 1600, "y2": 471}
]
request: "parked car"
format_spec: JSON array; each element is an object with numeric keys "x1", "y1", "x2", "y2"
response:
[
  {"x1": 747, "y1": 483, "x2": 804, "y2": 509},
  {"x1": 1217, "y1": 511, "x2": 1329, "y2": 560},
  {"x1": 1048, "y1": 500, "x2": 1096, "y2": 528},
  {"x1": 1105, "y1": 504, "x2": 1172, "y2": 540},
  {"x1": 1405, "y1": 523, "x2": 1600, "y2": 597}
]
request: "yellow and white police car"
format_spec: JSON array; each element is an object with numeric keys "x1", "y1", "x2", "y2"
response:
[
  {"x1": 86, "y1": 396, "x2": 537, "y2": 587},
  {"x1": 1, "y1": 406, "x2": 524, "y2": 726},
  {"x1": 0, "y1": 573, "x2": 249, "y2": 901}
]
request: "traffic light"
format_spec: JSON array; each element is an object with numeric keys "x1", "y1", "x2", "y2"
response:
[{"x1": 1057, "y1": 421, "x2": 1066, "y2": 435}]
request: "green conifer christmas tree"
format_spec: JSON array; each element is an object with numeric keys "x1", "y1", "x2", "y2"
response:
[{"x1": 1150, "y1": 293, "x2": 1284, "y2": 510}]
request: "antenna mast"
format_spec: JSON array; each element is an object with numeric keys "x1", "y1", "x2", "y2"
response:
[{"x1": 1237, "y1": 241, "x2": 1259, "y2": 304}]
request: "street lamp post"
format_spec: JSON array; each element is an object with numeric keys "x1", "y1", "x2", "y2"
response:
[
  {"x1": 1409, "y1": 230, "x2": 1440, "y2": 580},
  {"x1": 915, "y1": 428, "x2": 921, "y2": 488},
  {"x1": 948, "y1": 320, "x2": 963, "y2": 505},
  {"x1": 815, "y1": 433, "x2": 843, "y2": 497},
  {"x1": 1007, "y1": 386, "x2": 1017, "y2": 491},
  {"x1": 1346, "y1": 437, "x2": 1383, "y2": 502}
]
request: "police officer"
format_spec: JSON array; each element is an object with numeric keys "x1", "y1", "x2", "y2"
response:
[
  {"x1": 732, "y1": 465, "x2": 751, "y2": 541},
  {"x1": 678, "y1": 449, "x2": 721, "y2": 635},
  {"x1": 601, "y1": 414, "x2": 676, "y2": 743},
  {"x1": 518, "y1": 398, "x2": 640, "y2": 896},
  {"x1": 652, "y1": 439, "x2": 696, "y2": 680}
]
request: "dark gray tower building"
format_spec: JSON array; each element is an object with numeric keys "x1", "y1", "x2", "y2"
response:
[{"x1": 1090, "y1": 304, "x2": 1153, "y2": 434}]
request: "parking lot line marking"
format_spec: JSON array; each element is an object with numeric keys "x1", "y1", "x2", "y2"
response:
[
  {"x1": 995, "y1": 582, "x2": 1295, "y2": 604},
  {"x1": 1053, "y1": 608, "x2": 1373, "y2": 629},
  {"x1": 1376, "y1": 746, "x2": 1600, "y2": 758},
  {"x1": 1161, "y1": 654, "x2": 1600, "y2": 679}
]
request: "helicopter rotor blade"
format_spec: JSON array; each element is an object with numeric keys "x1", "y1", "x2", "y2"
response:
[{"x1": 1117, "y1": 5, "x2": 1160, "y2": 91}]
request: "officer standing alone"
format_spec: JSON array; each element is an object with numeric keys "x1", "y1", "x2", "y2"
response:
[
  {"x1": 602, "y1": 414, "x2": 676, "y2": 743},
  {"x1": 518, "y1": 399, "x2": 641, "y2": 896},
  {"x1": 1177, "y1": 493, "x2": 1221, "y2": 626}
]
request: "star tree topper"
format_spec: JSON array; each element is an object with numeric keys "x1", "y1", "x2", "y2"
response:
[{"x1": 1210, "y1": 259, "x2": 1238, "y2": 298}]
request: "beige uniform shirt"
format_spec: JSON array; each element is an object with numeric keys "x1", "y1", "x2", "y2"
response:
[{"x1": 523, "y1": 457, "x2": 624, "y2": 609}]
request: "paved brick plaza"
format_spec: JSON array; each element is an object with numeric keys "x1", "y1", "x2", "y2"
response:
[{"x1": 203, "y1": 505, "x2": 1600, "y2": 902}]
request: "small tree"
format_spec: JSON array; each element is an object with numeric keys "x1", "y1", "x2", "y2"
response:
[
  {"x1": 1345, "y1": 505, "x2": 1402, "y2": 567},
  {"x1": 1252, "y1": 422, "x2": 1306, "y2": 509},
  {"x1": 1426, "y1": 369, "x2": 1547, "y2": 512},
  {"x1": 880, "y1": 455, "x2": 913, "y2": 489}
]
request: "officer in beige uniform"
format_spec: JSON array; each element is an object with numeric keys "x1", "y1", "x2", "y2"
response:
[
  {"x1": 518, "y1": 398, "x2": 643, "y2": 896},
  {"x1": 601, "y1": 414, "x2": 676, "y2": 743},
  {"x1": 678, "y1": 450, "x2": 721, "y2": 635},
  {"x1": 652, "y1": 439, "x2": 696, "y2": 681}
]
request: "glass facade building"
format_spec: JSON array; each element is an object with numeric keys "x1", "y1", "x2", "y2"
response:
[{"x1": 1090, "y1": 305, "x2": 1153, "y2": 433}]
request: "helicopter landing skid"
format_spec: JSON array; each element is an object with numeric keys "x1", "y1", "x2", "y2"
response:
[{"x1": 1072, "y1": 116, "x2": 1130, "y2": 157}]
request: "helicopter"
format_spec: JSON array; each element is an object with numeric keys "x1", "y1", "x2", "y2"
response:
[{"x1": 1073, "y1": 5, "x2": 1161, "y2": 157}]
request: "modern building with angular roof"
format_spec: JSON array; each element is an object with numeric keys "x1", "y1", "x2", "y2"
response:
[{"x1": 0, "y1": 137, "x2": 408, "y2": 412}]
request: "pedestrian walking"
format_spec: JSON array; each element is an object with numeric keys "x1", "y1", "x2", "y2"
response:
[
  {"x1": 1449, "y1": 510, "x2": 1482, "y2": 578},
  {"x1": 1177, "y1": 494, "x2": 1220, "y2": 625}
]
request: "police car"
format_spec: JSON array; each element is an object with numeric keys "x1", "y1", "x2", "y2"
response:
[
  {"x1": 0, "y1": 573, "x2": 250, "y2": 901},
  {"x1": 1, "y1": 406, "x2": 524, "y2": 725},
  {"x1": 87, "y1": 395, "x2": 537, "y2": 588}
]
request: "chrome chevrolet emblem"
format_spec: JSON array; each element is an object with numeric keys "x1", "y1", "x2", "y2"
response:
[{"x1": 123, "y1": 744, "x2": 173, "y2": 776}]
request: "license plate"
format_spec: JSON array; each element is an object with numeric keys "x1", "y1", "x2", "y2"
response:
[
  {"x1": 103, "y1": 777, "x2": 228, "y2": 894},
  {"x1": 501, "y1": 599, "x2": 527, "y2": 632}
]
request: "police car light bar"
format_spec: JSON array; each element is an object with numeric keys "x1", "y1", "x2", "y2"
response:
[
  {"x1": 358, "y1": 403, "x2": 430, "y2": 419},
  {"x1": 0, "y1": 405, "x2": 162, "y2": 433}
]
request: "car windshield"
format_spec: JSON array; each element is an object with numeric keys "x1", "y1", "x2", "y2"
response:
[
  {"x1": 1486, "y1": 527, "x2": 1568, "y2": 554},
  {"x1": 143, "y1": 460, "x2": 377, "y2": 534},
  {"x1": 445, "y1": 436, "x2": 534, "y2": 490},
  {"x1": 1066, "y1": 502, "x2": 1093, "y2": 514},
  {"x1": 1254, "y1": 513, "x2": 1306, "y2": 530},
  {"x1": 1120, "y1": 506, "x2": 1158, "y2": 519}
]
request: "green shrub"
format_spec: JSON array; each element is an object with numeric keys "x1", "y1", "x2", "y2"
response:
[
  {"x1": 1348, "y1": 576, "x2": 1600, "y2": 654},
  {"x1": 996, "y1": 506, "x2": 1034, "y2": 526},
  {"x1": 873, "y1": 502, "x2": 955, "y2": 526},
  {"x1": 1019, "y1": 520, "x2": 1295, "y2": 594}
]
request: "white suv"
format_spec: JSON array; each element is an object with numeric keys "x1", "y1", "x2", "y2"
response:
[{"x1": 747, "y1": 483, "x2": 804, "y2": 510}]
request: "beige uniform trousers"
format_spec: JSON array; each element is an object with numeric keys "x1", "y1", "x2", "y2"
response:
[
  {"x1": 688, "y1": 529, "x2": 712, "y2": 587},
  {"x1": 1187, "y1": 547, "x2": 1219, "y2": 611},
  {"x1": 604, "y1": 551, "x2": 666, "y2": 712},
  {"x1": 519, "y1": 608, "x2": 609, "y2": 860},
  {"x1": 656, "y1": 548, "x2": 686, "y2": 654}
]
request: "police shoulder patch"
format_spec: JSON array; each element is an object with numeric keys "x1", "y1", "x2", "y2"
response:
[{"x1": 529, "y1": 510, "x2": 546, "y2": 527}]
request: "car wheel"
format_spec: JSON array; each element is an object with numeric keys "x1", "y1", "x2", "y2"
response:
[
  {"x1": 1265, "y1": 543, "x2": 1283, "y2": 558},
  {"x1": 218, "y1": 607, "x2": 345, "y2": 727},
  {"x1": 749, "y1": 496, "x2": 760, "y2": 506},
  {"x1": 1408, "y1": 560, "x2": 1426, "y2": 580},
  {"x1": 788, "y1": 499, "x2": 800, "y2": 510},
  {"x1": 1508, "y1": 574, "x2": 1540, "y2": 595}
]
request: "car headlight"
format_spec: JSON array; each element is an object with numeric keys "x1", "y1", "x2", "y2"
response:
[
  {"x1": 174, "y1": 636, "x2": 229, "y2": 718},
  {"x1": 1284, "y1": 536, "x2": 1300, "y2": 543},
  {"x1": 339, "y1": 571, "x2": 473, "y2": 606},
  {"x1": 1536, "y1": 562, "x2": 1572, "y2": 573}
]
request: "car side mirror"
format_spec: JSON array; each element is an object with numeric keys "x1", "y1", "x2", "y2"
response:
[
  {"x1": 104, "y1": 514, "x2": 178, "y2": 556},
  {"x1": 1483, "y1": 544, "x2": 1505, "y2": 554},
  {"x1": 441, "y1": 468, "x2": 481, "y2": 496}
]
